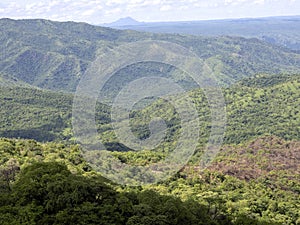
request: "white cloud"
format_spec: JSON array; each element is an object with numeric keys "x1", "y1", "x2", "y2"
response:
[
  {"x1": 105, "y1": 0, "x2": 125, "y2": 6},
  {"x1": 179, "y1": 5, "x2": 189, "y2": 10},
  {"x1": 253, "y1": 0, "x2": 265, "y2": 5},
  {"x1": 160, "y1": 5, "x2": 172, "y2": 11},
  {"x1": 105, "y1": 7, "x2": 122, "y2": 15},
  {"x1": 82, "y1": 9, "x2": 96, "y2": 16},
  {"x1": 224, "y1": 0, "x2": 251, "y2": 6}
]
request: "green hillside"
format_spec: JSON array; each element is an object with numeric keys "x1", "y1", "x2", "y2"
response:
[
  {"x1": 1, "y1": 73, "x2": 299, "y2": 155},
  {"x1": 0, "y1": 135, "x2": 299, "y2": 224},
  {"x1": 99, "y1": 73, "x2": 300, "y2": 156},
  {"x1": 0, "y1": 86, "x2": 72, "y2": 141},
  {"x1": 0, "y1": 85, "x2": 112, "y2": 142},
  {"x1": 1, "y1": 18, "x2": 300, "y2": 91},
  {"x1": 1, "y1": 18, "x2": 300, "y2": 225}
]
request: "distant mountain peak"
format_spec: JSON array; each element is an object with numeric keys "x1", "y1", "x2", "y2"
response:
[{"x1": 105, "y1": 17, "x2": 143, "y2": 27}]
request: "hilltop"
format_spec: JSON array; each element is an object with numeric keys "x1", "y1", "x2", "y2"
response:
[
  {"x1": 1, "y1": 18, "x2": 300, "y2": 92},
  {"x1": 102, "y1": 17, "x2": 144, "y2": 27}
]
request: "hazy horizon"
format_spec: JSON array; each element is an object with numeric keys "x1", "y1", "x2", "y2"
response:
[
  {"x1": 104, "y1": 14, "x2": 300, "y2": 24},
  {"x1": 0, "y1": 0, "x2": 299, "y2": 24}
]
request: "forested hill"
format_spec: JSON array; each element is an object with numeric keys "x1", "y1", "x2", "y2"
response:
[
  {"x1": 1, "y1": 17, "x2": 300, "y2": 225},
  {"x1": 1, "y1": 73, "x2": 299, "y2": 147},
  {"x1": 1, "y1": 18, "x2": 300, "y2": 91}
]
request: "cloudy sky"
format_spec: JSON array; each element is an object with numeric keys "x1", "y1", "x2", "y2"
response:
[{"x1": 0, "y1": 0, "x2": 299, "y2": 24}]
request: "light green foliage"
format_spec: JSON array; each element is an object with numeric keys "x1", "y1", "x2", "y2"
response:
[{"x1": 0, "y1": 137, "x2": 298, "y2": 224}]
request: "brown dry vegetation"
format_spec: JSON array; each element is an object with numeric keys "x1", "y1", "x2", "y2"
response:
[{"x1": 205, "y1": 136, "x2": 300, "y2": 188}]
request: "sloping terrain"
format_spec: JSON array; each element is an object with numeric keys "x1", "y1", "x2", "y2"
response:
[
  {"x1": 207, "y1": 136, "x2": 300, "y2": 188},
  {"x1": 1, "y1": 18, "x2": 300, "y2": 91},
  {"x1": 0, "y1": 135, "x2": 299, "y2": 225},
  {"x1": 0, "y1": 17, "x2": 300, "y2": 225},
  {"x1": 1, "y1": 73, "x2": 299, "y2": 153}
]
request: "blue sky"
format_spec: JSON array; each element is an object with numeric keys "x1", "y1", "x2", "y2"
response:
[{"x1": 0, "y1": 0, "x2": 299, "y2": 24}]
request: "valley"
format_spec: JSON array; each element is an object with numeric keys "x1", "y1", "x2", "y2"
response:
[{"x1": 0, "y1": 18, "x2": 299, "y2": 225}]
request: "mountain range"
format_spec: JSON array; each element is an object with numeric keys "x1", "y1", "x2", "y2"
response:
[
  {"x1": 1, "y1": 18, "x2": 300, "y2": 93},
  {"x1": 103, "y1": 16, "x2": 300, "y2": 51},
  {"x1": 0, "y1": 17, "x2": 300, "y2": 225}
]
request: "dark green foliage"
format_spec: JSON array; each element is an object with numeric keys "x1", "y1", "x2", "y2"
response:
[
  {"x1": 0, "y1": 161, "x2": 120, "y2": 224},
  {"x1": 0, "y1": 161, "x2": 254, "y2": 225},
  {"x1": 236, "y1": 73, "x2": 300, "y2": 88},
  {"x1": 0, "y1": 86, "x2": 72, "y2": 141},
  {"x1": 0, "y1": 85, "x2": 110, "y2": 142}
]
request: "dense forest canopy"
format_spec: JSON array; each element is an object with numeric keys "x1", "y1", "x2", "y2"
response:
[{"x1": 0, "y1": 19, "x2": 300, "y2": 224}]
